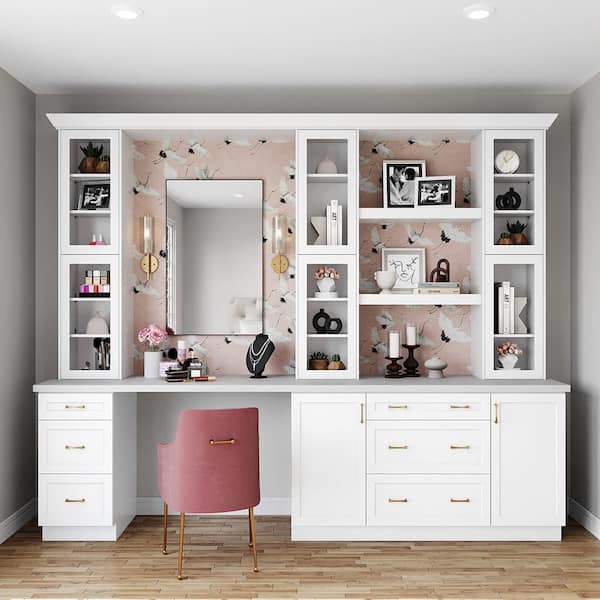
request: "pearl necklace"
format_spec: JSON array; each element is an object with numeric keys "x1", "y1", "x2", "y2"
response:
[{"x1": 248, "y1": 338, "x2": 271, "y2": 370}]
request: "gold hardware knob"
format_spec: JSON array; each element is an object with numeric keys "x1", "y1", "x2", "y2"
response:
[
  {"x1": 64, "y1": 498, "x2": 86, "y2": 503},
  {"x1": 388, "y1": 404, "x2": 408, "y2": 409},
  {"x1": 360, "y1": 403, "x2": 364, "y2": 424},
  {"x1": 388, "y1": 444, "x2": 408, "y2": 450},
  {"x1": 209, "y1": 439, "x2": 236, "y2": 446},
  {"x1": 450, "y1": 445, "x2": 471, "y2": 450},
  {"x1": 64, "y1": 444, "x2": 86, "y2": 450},
  {"x1": 494, "y1": 403, "x2": 499, "y2": 424},
  {"x1": 450, "y1": 405, "x2": 470, "y2": 409},
  {"x1": 388, "y1": 498, "x2": 408, "y2": 503},
  {"x1": 64, "y1": 404, "x2": 86, "y2": 409},
  {"x1": 450, "y1": 498, "x2": 471, "y2": 503}
]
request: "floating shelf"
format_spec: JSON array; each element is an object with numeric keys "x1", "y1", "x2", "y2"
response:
[
  {"x1": 70, "y1": 333, "x2": 111, "y2": 338},
  {"x1": 70, "y1": 209, "x2": 111, "y2": 216},
  {"x1": 359, "y1": 293, "x2": 482, "y2": 306},
  {"x1": 359, "y1": 207, "x2": 481, "y2": 223},
  {"x1": 494, "y1": 173, "x2": 534, "y2": 183},
  {"x1": 307, "y1": 173, "x2": 348, "y2": 184},
  {"x1": 70, "y1": 173, "x2": 111, "y2": 180}
]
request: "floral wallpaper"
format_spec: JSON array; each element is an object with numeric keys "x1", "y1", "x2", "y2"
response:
[
  {"x1": 358, "y1": 139, "x2": 473, "y2": 376},
  {"x1": 131, "y1": 137, "x2": 296, "y2": 376}
]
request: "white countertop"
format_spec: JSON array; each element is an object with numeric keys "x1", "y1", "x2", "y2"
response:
[{"x1": 33, "y1": 375, "x2": 570, "y2": 394}]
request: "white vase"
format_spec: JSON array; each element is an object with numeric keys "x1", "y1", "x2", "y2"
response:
[
  {"x1": 498, "y1": 353, "x2": 519, "y2": 369},
  {"x1": 144, "y1": 351, "x2": 162, "y2": 378},
  {"x1": 374, "y1": 270, "x2": 397, "y2": 294},
  {"x1": 316, "y1": 277, "x2": 336, "y2": 294}
]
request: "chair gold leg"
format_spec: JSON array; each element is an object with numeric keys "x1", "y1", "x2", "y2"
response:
[
  {"x1": 248, "y1": 508, "x2": 253, "y2": 547},
  {"x1": 177, "y1": 512, "x2": 187, "y2": 580},
  {"x1": 249, "y1": 506, "x2": 259, "y2": 573},
  {"x1": 162, "y1": 502, "x2": 168, "y2": 555}
]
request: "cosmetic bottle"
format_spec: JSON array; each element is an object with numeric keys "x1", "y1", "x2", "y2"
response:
[{"x1": 177, "y1": 340, "x2": 187, "y2": 364}]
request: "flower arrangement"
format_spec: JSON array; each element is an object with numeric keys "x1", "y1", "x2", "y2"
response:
[
  {"x1": 138, "y1": 324, "x2": 169, "y2": 351},
  {"x1": 496, "y1": 341, "x2": 523, "y2": 356},
  {"x1": 313, "y1": 266, "x2": 340, "y2": 280}
]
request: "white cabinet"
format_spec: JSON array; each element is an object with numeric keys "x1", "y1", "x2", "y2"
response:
[
  {"x1": 291, "y1": 393, "x2": 365, "y2": 527},
  {"x1": 491, "y1": 393, "x2": 565, "y2": 526}
]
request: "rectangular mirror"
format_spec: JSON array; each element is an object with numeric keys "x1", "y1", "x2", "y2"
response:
[{"x1": 165, "y1": 179, "x2": 263, "y2": 335}]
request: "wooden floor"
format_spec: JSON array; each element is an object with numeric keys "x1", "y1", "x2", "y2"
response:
[{"x1": 1, "y1": 517, "x2": 600, "y2": 599}]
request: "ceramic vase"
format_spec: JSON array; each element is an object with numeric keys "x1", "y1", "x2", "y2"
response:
[
  {"x1": 498, "y1": 353, "x2": 519, "y2": 369},
  {"x1": 79, "y1": 157, "x2": 98, "y2": 173},
  {"x1": 374, "y1": 270, "x2": 397, "y2": 294},
  {"x1": 144, "y1": 351, "x2": 162, "y2": 378},
  {"x1": 424, "y1": 355, "x2": 448, "y2": 379},
  {"x1": 310, "y1": 216, "x2": 327, "y2": 245},
  {"x1": 316, "y1": 277, "x2": 336, "y2": 295}
]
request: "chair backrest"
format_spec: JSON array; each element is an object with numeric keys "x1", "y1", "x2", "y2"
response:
[{"x1": 167, "y1": 408, "x2": 260, "y2": 513}]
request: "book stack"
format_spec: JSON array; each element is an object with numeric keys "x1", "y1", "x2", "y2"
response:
[
  {"x1": 413, "y1": 282, "x2": 461, "y2": 295},
  {"x1": 495, "y1": 281, "x2": 515, "y2": 334},
  {"x1": 326, "y1": 199, "x2": 343, "y2": 245}
]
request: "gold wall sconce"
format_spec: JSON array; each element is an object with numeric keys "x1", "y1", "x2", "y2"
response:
[
  {"x1": 271, "y1": 214, "x2": 289, "y2": 277},
  {"x1": 140, "y1": 214, "x2": 159, "y2": 281}
]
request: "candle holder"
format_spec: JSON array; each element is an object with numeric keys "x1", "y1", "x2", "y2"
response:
[
  {"x1": 402, "y1": 344, "x2": 421, "y2": 377},
  {"x1": 384, "y1": 356, "x2": 403, "y2": 378}
]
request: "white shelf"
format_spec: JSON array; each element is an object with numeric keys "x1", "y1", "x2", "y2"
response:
[
  {"x1": 359, "y1": 293, "x2": 482, "y2": 306},
  {"x1": 494, "y1": 210, "x2": 534, "y2": 216},
  {"x1": 494, "y1": 173, "x2": 534, "y2": 183},
  {"x1": 70, "y1": 209, "x2": 111, "y2": 216},
  {"x1": 70, "y1": 173, "x2": 111, "y2": 180},
  {"x1": 494, "y1": 333, "x2": 535, "y2": 338},
  {"x1": 70, "y1": 333, "x2": 111, "y2": 338},
  {"x1": 307, "y1": 333, "x2": 348, "y2": 338},
  {"x1": 307, "y1": 297, "x2": 347, "y2": 302},
  {"x1": 70, "y1": 297, "x2": 110, "y2": 302},
  {"x1": 307, "y1": 173, "x2": 348, "y2": 183},
  {"x1": 359, "y1": 207, "x2": 481, "y2": 223}
]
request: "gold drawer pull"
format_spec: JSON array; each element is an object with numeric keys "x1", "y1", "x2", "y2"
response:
[
  {"x1": 209, "y1": 439, "x2": 236, "y2": 446},
  {"x1": 64, "y1": 404, "x2": 86, "y2": 409},
  {"x1": 450, "y1": 405, "x2": 470, "y2": 409},
  {"x1": 388, "y1": 404, "x2": 408, "y2": 409},
  {"x1": 388, "y1": 444, "x2": 408, "y2": 450},
  {"x1": 64, "y1": 444, "x2": 86, "y2": 450},
  {"x1": 388, "y1": 498, "x2": 408, "y2": 503},
  {"x1": 450, "y1": 444, "x2": 471, "y2": 450},
  {"x1": 450, "y1": 498, "x2": 471, "y2": 503},
  {"x1": 64, "y1": 498, "x2": 86, "y2": 503}
]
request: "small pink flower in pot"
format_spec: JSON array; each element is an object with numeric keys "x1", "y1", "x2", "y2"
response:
[{"x1": 138, "y1": 324, "x2": 169, "y2": 352}]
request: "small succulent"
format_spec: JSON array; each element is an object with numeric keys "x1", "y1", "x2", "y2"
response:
[
  {"x1": 506, "y1": 220, "x2": 528, "y2": 234},
  {"x1": 80, "y1": 141, "x2": 104, "y2": 158},
  {"x1": 500, "y1": 232, "x2": 511, "y2": 239},
  {"x1": 331, "y1": 354, "x2": 341, "y2": 362},
  {"x1": 310, "y1": 352, "x2": 328, "y2": 360}
]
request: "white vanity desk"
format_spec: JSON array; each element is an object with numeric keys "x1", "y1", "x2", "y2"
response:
[{"x1": 34, "y1": 376, "x2": 569, "y2": 543}]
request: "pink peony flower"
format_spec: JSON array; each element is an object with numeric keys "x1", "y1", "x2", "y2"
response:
[{"x1": 138, "y1": 323, "x2": 169, "y2": 351}]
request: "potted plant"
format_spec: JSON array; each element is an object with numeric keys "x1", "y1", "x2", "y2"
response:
[
  {"x1": 79, "y1": 142, "x2": 104, "y2": 173},
  {"x1": 138, "y1": 324, "x2": 169, "y2": 378},
  {"x1": 497, "y1": 232, "x2": 513, "y2": 246},
  {"x1": 496, "y1": 341, "x2": 523, "y2": 370},
  {"x1": 96, "y1": 154, "x2": 110, "y2": 174},
  {"x1": 309, "y1": 351, "x2": 329, "y2": 370},
  {"x1": 313, "y1": 266, "x2": 340, "y2": 297},
  {"x1": 328, "y1": 353, "x2": 346, "y2": 370},
  {"x1": 506, "y1": 220, "x2": 529, "y2": 245}
]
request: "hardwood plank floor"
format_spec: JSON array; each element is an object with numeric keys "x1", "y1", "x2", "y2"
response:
[{"x1": 0, "y1": 517, "x2": 599, "y2": 599}]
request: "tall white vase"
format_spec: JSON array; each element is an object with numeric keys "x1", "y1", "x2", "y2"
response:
[{"x1": 144, "y1": 351, "x2": 162, "y2": 378}]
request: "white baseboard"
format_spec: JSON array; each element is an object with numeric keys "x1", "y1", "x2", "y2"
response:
[
  {"x1": 0, "y1": 498, "x2": 37, "y2": 544},
  {"x1": 569, "y1": 497, "x2": 600, "y2": 540},
  {"x1": 137, "y1": 496, "x2": 290, "y2": 516}
]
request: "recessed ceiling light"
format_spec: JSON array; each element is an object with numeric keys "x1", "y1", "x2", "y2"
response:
[
  {"x1": 463, "y1": 3, "x2": 494, "y2": 20},
  {"x1": 110, "y1": 5, "x2": 144, "y2": 20}
]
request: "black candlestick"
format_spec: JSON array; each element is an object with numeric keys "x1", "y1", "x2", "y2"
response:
[
  {"x1": 384, "y1": 356, "x2": 403, "y2": 378},
  {"x1": 402, "y1": 344, "x2": 421, "y2": 377}
]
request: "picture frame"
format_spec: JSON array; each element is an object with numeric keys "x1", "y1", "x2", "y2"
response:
[
  {"x1": 416, "y1": 175, "x2": 455, "y2": 207},
  {"x1": 383, "y1": 160, "x2": 426, "y2": 208},
  {"x1": 381, "y1": 247, "x2": 426, "y2": 291},
  {"x1": 79, "y1": 183, "x2": 110, "y2": 210}
]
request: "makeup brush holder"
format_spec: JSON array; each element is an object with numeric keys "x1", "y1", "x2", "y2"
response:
[{"x1": 402, "y1": 344, "x2": 421, "y2": 378}]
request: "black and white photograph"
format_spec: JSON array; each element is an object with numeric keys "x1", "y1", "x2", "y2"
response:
[
  {"x1": 416, "y1": 175, "x2": 455, "y2": 207},
  {"x1": 383, "y1": 160, "x2": 426, "y2": 208},
  {"x1": 79, "y1": 183, "x2": 110, "y2": 210},
  {"x1": 381, "y1": 247, "x2": 426, "y2": 291}
]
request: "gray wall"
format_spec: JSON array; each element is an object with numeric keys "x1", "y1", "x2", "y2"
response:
[
  {"x1": 0, "y1": 68, "x2": 35, "y2": 522},
  {"x1": 570, "y1": 73, "x2": 600, "y2": 518}
]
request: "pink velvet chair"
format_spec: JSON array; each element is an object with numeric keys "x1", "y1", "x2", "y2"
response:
[{"x1": 157, "y1": 408, "x2": 260, "y2": 579}]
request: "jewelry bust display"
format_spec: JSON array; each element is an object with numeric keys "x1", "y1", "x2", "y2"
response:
[{"x1": 246, "y1": 333, "x2": 275, "y2": 379}]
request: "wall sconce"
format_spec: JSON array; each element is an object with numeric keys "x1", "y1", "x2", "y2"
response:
[
  {"x1": 271, "y1": 214, "x2": 289, "y2": 277},
  {"x1": 140, "y1": 214, "x2": 158, "y2": 281}
]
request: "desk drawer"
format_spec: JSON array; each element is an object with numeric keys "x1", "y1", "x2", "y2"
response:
[
  {"x1": 39, "y1": 393, "x2": 112, "y2": 420},
  {"x1": 367, "y1": 474, "x2": 490, "y2": 526},
  {"x1": 38, "y1": 474, "x2": 113, "y2": 526},
  {"x1": 39, "y1": 421, "x2": 112, "y2": 474},
  {"x1": 367, "y1": 393, "x2": 489, "y2": 420},
  {"x1": 367, "y1": 421, "x2": 490, "y2": 474}
]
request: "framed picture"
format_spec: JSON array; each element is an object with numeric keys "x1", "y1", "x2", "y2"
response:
[
  {"x1": 79, "y1": 183, "x2": 110, "y2": 210},
  {"x1": 383, "y1": 160, "x2": 426, "y2": 208},
  {"x1": 416, "y1": 176, "x2": 455, "y2": 207},
  {"x1": 381, "y1": 247, "x2": 426, "y2": 291}
]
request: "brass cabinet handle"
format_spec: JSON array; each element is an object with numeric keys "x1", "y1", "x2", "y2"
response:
[
  {"x1": 64, "y1": 498, "x2": 86, "y2": 503},
  {"x1": 450, "y1": 498, "x2": 471, "y2": 503},
  {"x1": 209, "y1": 439, "x2": 235, "y2": 446},
  {"x1": 360, "y1": 403, "x2": 364, "y2": 424},
  {"x1": 388, "y1": 444, "x2": 408, "y2": 450},
  {"x1": 388, "y1": 404, "x2": 408, "y2": 409},
  {"x1": 64, "y1": 404, "x2": 86, "y2": 409},
  {"x1": 388, "y1": 498, "x2": 408, "y2": 503},
  {"x1": 450, "y1": 444, "x2": 471, "y2": 450},
  {"x1": 450, "y1": 405, "x2": 470, "y2": 409},
  {"x1": 494, "y1": 403, "x2": 499, "y2": 424},
  {"x1": 64, "y1": 444, "x2": 86, "y2": 450}
]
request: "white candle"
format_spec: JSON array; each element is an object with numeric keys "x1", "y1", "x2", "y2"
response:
[
  {"x1": 406, "y1": 323, "x2": 417, "y2": 346},
  {"x1": 388, "y1": 330, "x2": 400, "y2": 358}
]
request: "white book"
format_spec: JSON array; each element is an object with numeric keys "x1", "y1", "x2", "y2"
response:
[
  {"x1": 497, "y1": 286, "x2": 504, "y2": 334},
  {"x1": 330, "y1": 200, "x2": 338, "y2": 245},
  {"x1": 326, "y1": 205, "x2": 332, "y2": 245},
  {"x1": 509, "y1": 287, "x2": 515, "y2": 334},
  {"x1": 502, "y1": 281, "x2": 511, "y2": 334},
  {"x1": 337, "y1": 204, "x2": 343, "y2": 246}
]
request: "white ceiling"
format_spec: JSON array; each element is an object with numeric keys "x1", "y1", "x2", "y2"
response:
[{"x1": 1, "y1": 0, "x2": 599, "y2": 94}]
